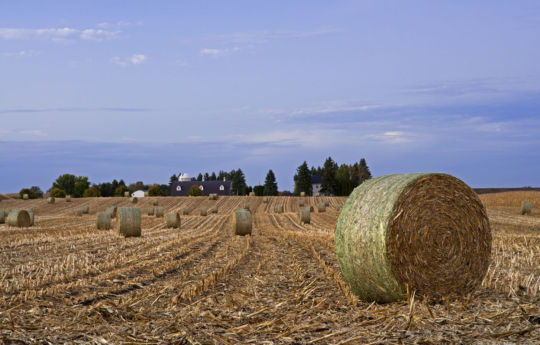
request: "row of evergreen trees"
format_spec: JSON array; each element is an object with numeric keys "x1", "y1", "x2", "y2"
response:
[{"x1": 294, "y1": 157, "x2": 371, "y2": 196}]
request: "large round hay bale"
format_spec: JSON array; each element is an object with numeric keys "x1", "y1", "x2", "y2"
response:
[
  {"x1": 97, "y1": 212, "x2": 111, "y2": 230},
  {"x1": 155, "y1": 207, "x2": 164, "y2": 217},
  {"x1": 66, "y1": 195, "x2": 71, "y2": 202},
  {"x1": 300, "y1": 192, "x2": 306, "y2": 197},
  {"x1": 0, "y1": 210, "x2": 5, "y2": 224},
  {"x1": 209, "y1": 205, "x2": 218, "y2": 214},
  {"x1": 263, "y1": 197, "x2": 269, "y2": 203},
  {"x1": 76, "y1": 209, "x2": 83, "y2": 217},
  {"x1": 130, "y1": 197, "x2": 138, "y2": 204},
  {"x1": 299, "y1": 209, "x2": 310, "y2": 224},
  {"x1": 26, "y1": 209, "x2": 34, "y2": 226},
  {"x1": 106, "y1": 206, "x2": 117, "y2": 218},
  {"x1": 152, "y1": 198, "x2": 159, "y2": 206},
  {"x1": 147, "y1": 207, "x2": 155, "y2": 216},
  {"x1": 47, "y1": 197, "x2": 55, "y2": 204},
  {"x1": 274, "y1": 205, "x2": 284, "y2": 214},
  {"x1": 166, "y1": 212, "x2": 181, "y2": 228},
  {"x1": 124, "y1": 191, "x2": 130, "y2": 197},
  {"x1": 298, "y1": 199, "x2": 305, "y2": 207},
  {"x1": 335, "y1": 173, "x2": 492, "y2": 303},
  {"x1": 23, "y1": 194, "x2": 29, "y2": 200},
  {"x1": 200, "y1": 207, "x2": 207, "y2": 216},
  {"x1": 182, "y1": 207, "x2": 189, "y2": 215},
  {"x1": 232, "y1": 208, "x2": 252, "y2": 236},
  {"x1": 521, "y1": 202, "x2": 532, "y2": 215},
  {"x1": 7, "y1": 210, "x2": 32, "y2": 228},
  {"x1": 317, "y1": 203, "x2": 326, "y2": 213},
  {"x1": 82, "y1": 205, "x2": 89, "y2": 214},
  {"x1": 117, "y1": 207, "x2": 141, "y2": 237}
]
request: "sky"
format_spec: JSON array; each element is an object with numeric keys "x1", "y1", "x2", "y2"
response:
[{"x1": 1, "y1": 1, "x2": 540, "y2": 193}]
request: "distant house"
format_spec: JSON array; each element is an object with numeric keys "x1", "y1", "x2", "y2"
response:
[
  {"x1": 312, "y1": 175, "x2": 322, "y2": 195},
  {"x1": 132, "y1": 190, "x2": 145, "y2": 198},
  {"x1": 171, "y1": 180, "x2": 232, "y2": 196}
]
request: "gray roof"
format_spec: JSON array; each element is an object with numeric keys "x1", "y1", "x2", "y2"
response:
[
  {"x1": 311, "y1": 175, "x2": 322, "y2": 184},
  {"x1": 171, "y1": 181, "x2": 232, "y2": 196}
]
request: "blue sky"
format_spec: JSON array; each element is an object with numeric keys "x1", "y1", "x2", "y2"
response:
[{"x1": 1, "y1": 1, "x2": 540, "y2": 193}]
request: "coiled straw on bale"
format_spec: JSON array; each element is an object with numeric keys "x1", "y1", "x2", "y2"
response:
[
  {"x1": 155, "y1": 207, "x2": 164, "y2": 217},
  {"x1": 152, "y1": 198, "x2": 159, "y2": 206},
  {"x1": 130, "y1": 197, "x2": 138, "y2": 204},
  {"x1": 7, "y1": 210, "x2": 32, "y2": 228},
  {"x1": 200, "y1": 207, "x2": 207, "y2": 216},
  {"x1": 317, "y1": 203, "x2": 326, "y2": 213},
  {"x1": 66, "y1": 195, "x2": 71, "y2": 202},
  {"x1": 335, "y1": 173, "x2": 492, "y2": 303},
  {"x1": 299, "y1": 209, "x2": 310, "y2": 224},
  {"x1": 47, "y1": 197, "x2": 55, "y2": 204},
  {"x1": 166, "y1": 212, "x2": 181, "y2": 228},
  {"x1": 26, "y1": 209, "x2": 34, "y2": 226},
  {"x1": 96, "y1": 212, "x2": 111, "y2": 230},
  {"x1": 148, "y1": 208, "x2": 155, "y2": 216},
  {"x1": 274, "y1": 205, "x2": 284, "y2": 214},
  {"x1": 182, "y1": 207, "x2": 189, "y2": 215},
  {"x1": 117, "y1": 207, "x2": 141, "y2": 237},
  {"x1": 82, "y1": 206, "x2": 89, "y2": 214},
  {"x1": 23, "y1": 194, "x2": 29, "y2": 200},
  {"x1": 232, "y1": 208, "x2": 252, "y2": 236},
  {"x1": 106, "y1": 206, "x2": 117, "y2": 218},
  {"x1": 521, "y1": 202, "x2": 532, "y2": 215}
]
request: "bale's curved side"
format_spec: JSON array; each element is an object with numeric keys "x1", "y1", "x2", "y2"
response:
[
  {"x1": 148, "y1": 207, "x2": 155, "y2": 216},
  {"x1": 335, "y1": 173, "x2": 492, "y2": 303},
  {"x1": 155, "y1": 207, "x2": 164, "y2": 217},
  {"x1": 117, "y1": 207, "x2": 141, "y2": 237},
  {"x1": 232, "y1": 208, "x2": 252, "y2": 236},
  {"x1": 7, "y1": 210, "x2": 31, "y2": 228},
  {"x1": 97, "y1": 212, "x2": 111, "y2": 230},
  {"x1": 26, "y1": 209, "x2": 34, "y2": 226},
  {"x1": 200, "y1": 207, "x2": 207, "y2": 216},
  {"x1": 166, "y1": 212, "x2": 181, "y2": 228},
  {"x1": 299, "y1": 210, "x2": 310, "y2": 224},
  {"x1": 47, "y1": 197, "x2": 55, "y2": 204},
  {"x1": 521, "y1": 202, "x2": 532, "y2": 215}
]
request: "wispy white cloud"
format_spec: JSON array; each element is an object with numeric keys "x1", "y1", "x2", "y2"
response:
[
  {"x1": 2, "y1": 50, "x2": 40, "y2": 58},
  {"x1": 111, "y1": 54, "x2": 148, "y2": 67},
  {"x1": 0, "y1": 27, "x2": 119, "y2": 41},
  {"x1": 207, "y1": 27, "x2": 342, "y2": 45},
  {"x1": 18, "y1": 129, "x2": 47, "y2": 137},
  {"x1": 200, "y1": 47, "x2": 240, "y2": 57}
]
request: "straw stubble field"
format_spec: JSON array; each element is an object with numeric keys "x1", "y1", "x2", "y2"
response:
[{"x1": 0, "y1": 193, "x2": 538, "y2": 344}]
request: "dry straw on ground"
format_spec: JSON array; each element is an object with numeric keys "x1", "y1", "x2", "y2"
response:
[
  {"x1": 166, "y1": 212, "x2": 181, "y2": 228},
  {"x1": 336, "y1": 173, "x2": 492, "y2": 303},
  {"x1": 155, "y1": 207, "x2": 164, "y2": 218},
  {"x1": 232, "y1": 208, "x2": 252, "y2": 235},
  {"x1": 7, "y1": 210, "x2": 32, "y2": 227},
  {"x1": 147, "y1": 207, "x2": 155, "y2": 216},
  {"x1": 96, "y1": 212, "x2": 111, "y2": 230},
  {"x1": 299, "y1": 209, "x2": 310, "y2": 224},
  {"x1": 47, "y1": 197, "x2": 55, "y2": 204},
  {"x1": 116, "y1": 207, "x2": 141, "y2": 237},
  {"x1": 521, "y1": 201, "x2": 532, "y2": 215}
]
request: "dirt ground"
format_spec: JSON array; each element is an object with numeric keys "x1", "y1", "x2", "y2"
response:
[{"x1": 0, "y1": 195, "x2": 538, "y2": 344}]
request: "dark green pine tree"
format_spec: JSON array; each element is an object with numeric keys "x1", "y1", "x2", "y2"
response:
[
  {"x1": 358, "y1": 158, "x2": 372, "y2": 183},
  {"x1": 263, "y1": 169, "x2": 278, "y2": 196},
  {"x1": 196, "y1": 173, "x2": 203, "y2": 181},
  {"x1": 169, "y1": 174, "x2": 177, "y2": 193},
  {"x1": 231, "y1": 169, "x2": 247, "y2": 195},
  {"x1": 295, "y1": 161, "x2": 313, "y2": 196},
  {"x1": 204, "y1": 172, "x2": 210, "y2": 181},
  {"x1": 321, "y1": 156, "x2": 338, "y2": 196},
  {"x1": 210, "y1": 172, "x2": 217, "y2": 181}
]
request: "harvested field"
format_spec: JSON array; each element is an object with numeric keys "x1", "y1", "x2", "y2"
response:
[{"x1": 0, "y1": 194, "x2": 538, "y2": 344}]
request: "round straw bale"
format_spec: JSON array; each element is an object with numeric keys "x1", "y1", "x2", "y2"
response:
[
  {"x1": 66, "y1": 195, "x2": 71, "y2": 202},
  {"x1": 124, "y1": 191, "x2": 130, "y2": 197},
  {"x1": 0, "y1": 210, "x2": 5, "y2": 224},
  {"x1": 166, "y1": 212, "x2": 181, "y2": 228},
  {"x1": 152, "y1": 198, "x2": 159, "y2": 206},
  {"x1": 182, "y1": 207, "x2": 189, "y2": 215},
  {"x1": 7, "y1": 210, "x2": 31, "y2": 227},
  {"x1": 23, "y1": 194, "x2": 29, "y2": 200},
  {"x1": 232, "y1": 208, "x2": 252, "y2": 236},
  {"x1": 324, "y1": 200, "x2": 330, "y2": 207},
  {"x1": 209, "y1": 193, "x2": 218, "y2": 200},
  {"x1": 76, "y1": 209, "x2": 83, "y2": 216},
  {"x1": 249, "y1": 192, "x2": 255, "y2": 196},
  {"x1": 521, "y1": 202, "x2": 532, "y2": 215},
  {"x1": 335, "y1": 173, "x2": 492, "y2": 303},
  {"x1": 243, "y1": 202, "x2": 250, "y2": 211},
  {"x1": 82, "y1": 205, "x2": 89, "y2": 214},
  {"x1": 274, "y1": 205, "x2": 284, "y2": 214},
  {"x1": 106, "y1": 206, "x2": 117, "y2": 218},
  {"x1": 155, "y1": 207, "x2": 164, "y2": 217},
  {"x1": 298, "y1": 199, "x2": 305, "y2": 207},
  {"x1": 263, "y1": 197, "x2": 269, "y2": 203},
  {"x1": 47, "y1": 197, "x2": 55, "y2": 204},
  {"x1": 209, "y1": 205, "x2": 218, "y2": 214},
  {"x1": 317, "y1": 203, "x2": 326, "y2": 213},
  {"x1": 147, "y1": 207, "x2": 155, "y2": 216},
  {"x1": 299, "y1": 209, "x2": 310, "y2": 224},
  {"x1": 200, "y1": 207, "x2": 207, "y2": 216},
  {"x1": 26, "y1": 209, "x2": 34, "y2": 226},
  {"x1": 96, "y1": 212, "x2": 111, "y2": 230},
  {"x1": 300, "y1": 192, "x2": 306, "y2": 197},
  {"x1": 117, "y1": 207, "x2": 141, "y2": 237},
  {"x1": 130, "y1": 197, "x2": 138, "y2": 204},
  {"x1": 315, "y1": 192, "x2": 320, "y2": 197}
]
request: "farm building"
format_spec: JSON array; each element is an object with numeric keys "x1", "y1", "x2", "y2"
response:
[
  {"x1": 171, "y1": 180, "x2": 232, "y2": 196},
  {"x1": 312, "y1": 175, "x2": 322, "y2": 195},
  {"x1": 131, "y1": 190, "x2": 145, "y2": 198}
]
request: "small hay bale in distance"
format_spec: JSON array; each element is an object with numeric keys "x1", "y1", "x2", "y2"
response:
[
  {"x1": 23, "y1": 194, "x2": 29, "y2": 200},
  {"x1": 124, "y1": 191, "x2": 130, "y2": 197},
  {"x1": 66, "y1": 195, "x2": 71, "y2": 202},
  {"x1": 232, "y1": 208, "x2": 252, "y2": 236},
  {"x1": 182, "y1": 207, "x2": 189, "y2": 215},
  {"x1": 209, "y1": 193, "x2": 218, "y2": 200},
  {"x1": 147, "y1": 207, "x2": 155, "y2": 216},
  {"x1": 299, "y1": 209, "x2": 310, "y2": 224},
  {"x1": 117, "y1": 207, "x2": 141, "y2": 237},
  {"x1": 243, "y1": 202, "x2": 250, "y2": 212},
  {"x1": 130, "y1": 197, "x2": 138, "y2": 204},
  {"x1": 26, "y1": 209, "x2": 34, "y2": 226},
  {"x1": 82, "y1": 205, "x2": 90, "y2": 214},
  {"x1": 324, "y1": 200, "x2": 330, "y2": 207},
  {"x1": 274, "y1": 205, "x2": 284, "y2": 214},
  {"x1": 298, "y1": 199, "x2": 305, "y2": 207},
  {"x1": 152, "y1": 198, "x2": 159, "y2": 206},
  {"x1": 76, "y1": 209, "x2": 83, "y2": 216},
  {"x1": 155, "y1": 207, "x2": 164, "y2": 217},
  {"x1": 315, "y1": 192, "x2": 320, "y2": 197},
  {"x1": 308, "y1": 205, "x2": 314, "y2": 212},
  {"x1": 96, "y1": 212, "x2": 111, "y2": 230},
  {"x1": 7, "y1": 210, "x2": 32, "y2": 228},
  {"x1": 47, "y1": 197, "x2": 55, "y2": 204},
  {"x1": 521, "y1": 202, "x2": 532, "y2": 215},
  {"x1": 209, "y1": 205, "x2": 218, "y2": 214},
  {"x1": 166, "y1": 212, "x2": 181, "y2": 228},
  {"x1": 335, "y1": 173, "x2": 492, "y2": 303},
  {"x1": 249, "y1": 192, "x2": 255, "y2": 196},
  {"x1": 200, "y1": 207, "x2": 207, "y2": 216},
  {"x1": 263, "y1": 197, "x2": 269, "y2": 203},
  {"x1": 317, "y1": 202, "x2": 326, "y2": 213},
  {"x1": 106, "y1": 206, "x2": 117, "y2": 218},
  {"x1": 300, "y1": 192, "x2": 306, "y2": 197}
]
